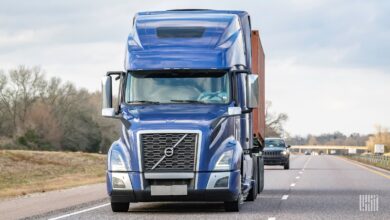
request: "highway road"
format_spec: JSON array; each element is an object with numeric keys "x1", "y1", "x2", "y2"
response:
[{"x1": 1, "y1": 155, "x2": 390, "y2": 220}]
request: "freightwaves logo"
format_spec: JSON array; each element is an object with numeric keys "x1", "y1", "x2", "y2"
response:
[
  {"x1": 359, "y1": 194, "x2": 379, "y2": 211},
  {"x1": 151, "y1": 134, "x2": 188, "y2": 170}
]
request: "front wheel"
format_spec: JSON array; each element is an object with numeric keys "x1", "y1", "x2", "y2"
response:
[
  {"x1": 284, "y1": 160, "x2": 290, "y2": 170},
  {"x1": 224, "y1": 200, "x2": 240, "y2": 212},
  {"x1": 111, "y1": 202, "x2": 129, "y2": 212}
]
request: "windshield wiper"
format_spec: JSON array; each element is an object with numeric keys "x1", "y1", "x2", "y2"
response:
[
  {"x1": 127, "y1": 100, "x2": 160, "y2": 104},
  {"x1": 170, "y1": 99, "x2": 207, "y2": 104}
]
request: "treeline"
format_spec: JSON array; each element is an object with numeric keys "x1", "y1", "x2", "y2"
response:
[
  {"x1": 286, "y1": 132, "x2": 370, "y2": 146},
  {"x1": 0, "y1": 66, "x2": 119, "y2": 153},
  {"x1": 287, "y1": 127, "x2": 390, "y2": 153}
]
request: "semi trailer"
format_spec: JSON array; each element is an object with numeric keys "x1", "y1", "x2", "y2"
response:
[{"x1": 102, "y1": 9, "x2": 266, "y2": 212}]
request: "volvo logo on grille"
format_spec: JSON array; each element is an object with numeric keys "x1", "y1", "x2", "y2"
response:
[
  {"x1": 164, "y1": 147, "x2": 174, "y2": 157},
  {"x1": 151, "y1": 134, "x2": 188, "y2": 170}
]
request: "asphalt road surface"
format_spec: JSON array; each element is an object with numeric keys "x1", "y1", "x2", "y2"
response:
[{"x1": 2, "y1": 155, "x2": 390, "y2": 220}]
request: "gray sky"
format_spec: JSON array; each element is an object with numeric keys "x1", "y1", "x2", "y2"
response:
[{"x1": 0, "y1": 0, "x2": 389, "y2": 136}]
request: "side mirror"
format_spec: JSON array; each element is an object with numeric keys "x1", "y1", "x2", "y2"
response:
[
  {"x1": 246, "y1": 74, "x2": 259, "y2": 109},
  {"x1": 102, "y1": 76, "x2": 115, "y2": 117},
  {"x1": 228, "y1": 106, "x2": 242, "y2": 116}
]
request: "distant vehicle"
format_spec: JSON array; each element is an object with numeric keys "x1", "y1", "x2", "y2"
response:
[
  {"x1": 304, "y1": 151, "x2": 311, "y2": 155},
  {"x1": 311, "y1": 152, "x2": 319, "y2": 156},
  {"x1": 263, "y1": 138, "x2": 290, "y2": 169}
]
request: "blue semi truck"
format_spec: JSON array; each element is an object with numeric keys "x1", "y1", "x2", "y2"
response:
[{"x1": 102, "y1": 9, "x2": 266, "y2": 212}]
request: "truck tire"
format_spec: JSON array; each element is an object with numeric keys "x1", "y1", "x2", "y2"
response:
[
  {"x1": 284, "y1": 160, "x2": 290, "y2": 170},
  {"x1": 258, "y1": 156, "x2": 264, "y2": 193},
  {"x1": 224, "y1": 200, "x2": 240, "y2": 212},
  {"x1": 111, "y1": 202, "x2": 129, "y2": 212},
  {"x1": 225, "y1": 173, "x2": 242, "y2": 212},
  {"x1": 245, "y1": 156, "x2": 258, "y2": 201}
]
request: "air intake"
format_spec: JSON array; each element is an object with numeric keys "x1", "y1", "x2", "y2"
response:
[{"x1": 156, "y1": 27, "x2": 205, "y2": 38}]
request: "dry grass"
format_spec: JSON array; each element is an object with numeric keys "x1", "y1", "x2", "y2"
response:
[
  {"x1": 346, "y1": 155, "x2": 390, "y2": 171},
  {"x1": 0, "y1": 150, "x2": 106, "y2": 198}
]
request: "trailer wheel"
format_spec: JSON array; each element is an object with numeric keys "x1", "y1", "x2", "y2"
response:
[
  {"x1": 258, "y1": 156, "x2": 264, "y2": 193},
  {"x1": 111, "y1": 202, "x2": 129, "y2": 212}
]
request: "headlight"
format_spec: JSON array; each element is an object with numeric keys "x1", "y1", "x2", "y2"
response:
[
  {"x1": 281, "y1": 150, "x2": 287, "y2": 155},
  {"x1": 215, "y1": 150, "x2": 233, "y2": 170},
  {"x1": 110, "y1": 150, "x2": 127, "y2": 171}
]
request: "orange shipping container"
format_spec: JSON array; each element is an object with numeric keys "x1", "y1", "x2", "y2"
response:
[{"x1": 251, "y1": 30, "x2": 266, "y2": 146}]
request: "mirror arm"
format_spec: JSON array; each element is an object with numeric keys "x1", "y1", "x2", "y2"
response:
[
  {"x1": 119, "y1": 116, "x2": 131, "y2": 129},
  {"x1": 241, "y1": 109, "x2": 252, "y2": 114},
  {"x1": 107, "y1": 114, "x2": 132, "y2": 129}
]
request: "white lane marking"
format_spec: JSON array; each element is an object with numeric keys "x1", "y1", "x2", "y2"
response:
[
  {"x1": 48, "y1": 203, "x2": 110, "y2": 220},
  {"x1": 268, "y1": 217, "x2": 276, "y2": 220},
  {"x1": 296, "y1": 176, "x2": 300, "y2": 179},
  {"x1": 290, "y1": 183, "x2": 296, "y2": 187},
  {"x1": 302, "y1": 156, "x2": 311, "y2": 169},
  {"x1": 281, "y1": 195, "x2": 289, "y2": 200}
]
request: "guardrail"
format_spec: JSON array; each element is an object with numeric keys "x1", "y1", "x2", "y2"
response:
[{"x1": 347, "y1": 154, "x2": 390, "y2": 170}]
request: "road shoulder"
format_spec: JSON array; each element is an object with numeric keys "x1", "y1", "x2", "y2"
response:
[
  {"x1": 0, "y1": 183, "x2": 107, "y2": 220},
  {"x1": 338, "y1": 156, "x2": 390, "y2": 180}
]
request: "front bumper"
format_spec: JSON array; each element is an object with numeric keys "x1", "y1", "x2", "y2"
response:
[
  {"x1": 110, "y1": 189, "x2": 238, "y2": 203},
  {"x1": 107, "y1": 170, "x2": 240, "y2": 202},
  {"x1": 263, "y1": 156, "x2": 289, "y2": 165}
]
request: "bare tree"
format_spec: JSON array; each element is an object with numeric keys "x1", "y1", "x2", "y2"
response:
[
  {"x1": 366, "y1": 125, "x2": 390, "y2": 153},
  {"x1": 0, "y1": 66, "x2": 46, "y2": 136},
  {"x1": 265, "y1": 101, "x2": 288, "y2": 137}
]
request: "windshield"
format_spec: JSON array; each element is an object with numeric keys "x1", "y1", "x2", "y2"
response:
[
  {"x1": 265, "y1": 139, "x2": 286, "y2": 148},
  {"x1": 125, "y1": 71, "x2": 230, "y2": 104}
]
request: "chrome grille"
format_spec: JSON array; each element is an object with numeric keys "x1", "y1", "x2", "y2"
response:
[
  {"x1": 141, "y1": 133, "x2": 197, "y2": 172},
  {"x1": 263, "y1": 151, "x2": 282, "y2": 157}
]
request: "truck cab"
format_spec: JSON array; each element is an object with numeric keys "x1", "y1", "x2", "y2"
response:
[{"x1": 102, "y1": 10, "x2": 266, "y2": 212}]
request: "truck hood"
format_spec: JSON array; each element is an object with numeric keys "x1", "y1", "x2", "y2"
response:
[{"x1": 122, "y1": 104, "x2": 229, "y2": 128}]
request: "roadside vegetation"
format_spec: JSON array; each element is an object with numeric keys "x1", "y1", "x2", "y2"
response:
[
  {"x1": 346, "y1": 154, "x2": 390, "y2": 171},
  {"x1": 0, "y1": 66, "x2": 119, "y2": 153},
  {"x1": 0, "y1": 150, "x2": 106, "y2": 198},
  {"x1": 366, "y1": 126, "x2": 390, "y2": 153}
]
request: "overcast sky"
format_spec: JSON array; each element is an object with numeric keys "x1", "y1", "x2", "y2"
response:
[{"x1": 0, "y1": 0, "x2": 389, "y2": 136}]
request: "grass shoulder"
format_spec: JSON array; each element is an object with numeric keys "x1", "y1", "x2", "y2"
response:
[
  {"x1": 0, "y1": 150, "x2": 106, "y2": 198},
  {"x1": 344, "y1": 154, "x2": 390, "y2": 171}
]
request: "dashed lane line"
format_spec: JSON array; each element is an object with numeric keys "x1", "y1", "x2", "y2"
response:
[{"x1": 281, "y1": 195, "x2": 289, "y2": 200}]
